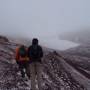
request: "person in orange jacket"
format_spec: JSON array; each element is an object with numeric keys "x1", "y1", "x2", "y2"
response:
[{"x1": 15, "y1": 45, "x2": 30, "y2": 79}]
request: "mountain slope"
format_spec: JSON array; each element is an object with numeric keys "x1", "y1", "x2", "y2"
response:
[
  {"x1": 42, "y1": 52, "x2": 87, "y2": 90},
  {"x1": 0, "y1": 36, "x2": 89, "y2": 90},
  {"x1": 59, "y1": 30, "x2": 90, "y2": 44},
  {"x1": 63, "y1": 44, "x2": 90, "y2": 58}
]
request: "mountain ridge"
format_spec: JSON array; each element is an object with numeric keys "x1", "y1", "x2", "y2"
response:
[
  {"x1": 59, "y1": 30, "x2": 90, "y2": 44},
  {"x1": 0, "y1": 35, "x2": 89, "y2": 90}
]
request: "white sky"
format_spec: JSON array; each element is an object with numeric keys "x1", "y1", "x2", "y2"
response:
[{"x1": 0, "y1": 0, "x2": 90, "y2": 38}]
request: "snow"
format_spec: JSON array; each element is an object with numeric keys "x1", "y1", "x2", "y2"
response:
[
  {"x1": 39, "y1": 36, "x2": 79, "y2": 50},
  {"x1": 0, "y1": 36, "x2": 89, "y2": 90},
  {"x1": 56, "y1": 56, "x2": 90, "y2": 90}
]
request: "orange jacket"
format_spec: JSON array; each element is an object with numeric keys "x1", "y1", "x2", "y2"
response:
[{"x1": 15, "y1": 47, "x2": 29, "y2": 61}]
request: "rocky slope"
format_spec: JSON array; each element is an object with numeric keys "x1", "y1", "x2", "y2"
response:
[
  {"x1": 59, "y1": 30, "x2": 90, "y2": 44},
  {"x1": 0, "y1": 36, "x2": 90, "y2": 90},
  {"x1": 63, "y1": 44, "x2": 90, "y2": 58}
]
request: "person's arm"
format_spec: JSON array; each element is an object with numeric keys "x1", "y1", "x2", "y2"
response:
[
  {"x1": 27, "y1": 47, "x2": 31, "y2": 63},
  {"x1": 39, "y1": 46, "x2": 43, "y2": 58},
  {"x1": 27, "y1": 47, "x2": 30, "y2": 57},
  {"x1": 15, "y1": 47, "x2": 19, "y2": 64}
]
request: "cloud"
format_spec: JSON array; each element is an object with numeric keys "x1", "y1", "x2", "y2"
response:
[{"x1": 0, "y1": 0, "x2": 90, "y2": 38}]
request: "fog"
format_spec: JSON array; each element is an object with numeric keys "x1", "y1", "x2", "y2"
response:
[{"x1": 0, "y1": 0, "x2": 90, "y2": 50}]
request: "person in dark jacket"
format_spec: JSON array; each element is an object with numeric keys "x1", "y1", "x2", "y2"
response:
[{"x1": 28, "y1": 38, "x2": 43, "y2": 90}]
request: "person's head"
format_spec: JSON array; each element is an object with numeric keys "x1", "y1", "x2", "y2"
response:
[{"x1": 32, "y1": 38, "x2": 38, "y2": 45}]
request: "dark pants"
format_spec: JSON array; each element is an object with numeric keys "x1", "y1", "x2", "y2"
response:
[{"x1": 18, "y1": 61, "x2": 30, "y2": 78}]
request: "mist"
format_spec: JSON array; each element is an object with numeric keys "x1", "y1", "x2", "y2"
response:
[{"x1": 0, "y1": 0, "x2": 90, "y2": 50}]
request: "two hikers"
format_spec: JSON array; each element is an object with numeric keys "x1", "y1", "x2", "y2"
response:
[{"x1": 15, "y1": 38, "x2": 43, "y2": 90}]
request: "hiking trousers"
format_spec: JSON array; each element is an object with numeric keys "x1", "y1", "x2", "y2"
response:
[
  {"x1": 18, "y1": 61, "x2": 30, "y2": 78},
  {"x1": 30, "y1": 62, "x2": 42, "y2": 90}
]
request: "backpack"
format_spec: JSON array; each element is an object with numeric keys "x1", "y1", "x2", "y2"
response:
[
  {"x1": 31, "y1": 45, "x2": 40, "y2": 59},
  {"x1": 19, "y1": 46, "x2": 27, "y2": 57}
]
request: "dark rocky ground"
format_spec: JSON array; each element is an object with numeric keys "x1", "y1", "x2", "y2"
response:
[{"x1": 0, "y1": 36, "x2": 90, "y2": 90}]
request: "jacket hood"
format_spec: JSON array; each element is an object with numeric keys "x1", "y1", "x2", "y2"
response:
[{"x1": 32, "y1": 38, "x2": 38, "y2": 45}]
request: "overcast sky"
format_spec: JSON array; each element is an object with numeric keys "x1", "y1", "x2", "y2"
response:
[{"x1": 0, "y1": 0, "x2": 90, "y2": 38}]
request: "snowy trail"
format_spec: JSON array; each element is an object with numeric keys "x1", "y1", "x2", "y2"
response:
[
  {"x1": 56, "y1": 55, "x2": 90, "y2": 90},
  {"x1": 42, "y1": 53, "x2": 86, "y2": 90},
  {"x1": 65, "y1": 59, "x2": 90, "y2": 79},
  {"x1": 0, "y1": 36, "x2": 89, "y2": 90}
]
